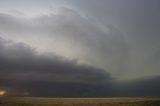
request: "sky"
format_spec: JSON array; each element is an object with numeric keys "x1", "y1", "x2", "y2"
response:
[{"x1": 0, "y1": 0, "x2": 160, "y2": 97}]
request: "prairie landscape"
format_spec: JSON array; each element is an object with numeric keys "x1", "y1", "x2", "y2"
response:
[{"x1": 0, "y1": 97, "x2": 160, "y2": 106}]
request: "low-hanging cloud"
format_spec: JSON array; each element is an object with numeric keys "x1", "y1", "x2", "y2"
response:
[
  {"x1": 0, "y1": 36, "x2": 111, "y2": 84},
  {"x1": 0, "y1": 7, "x2": 129, "y2": 79},
  {"x1": 0, "y1": 0, "x2": 160, "y2": 97},
  {"x1": 0, "y1": 36, "x2": 114, "y2": 97}
]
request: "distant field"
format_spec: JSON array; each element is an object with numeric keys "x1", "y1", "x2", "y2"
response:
[{"x1": 0, "y1": 97, "x2": 160, "y2": 106}]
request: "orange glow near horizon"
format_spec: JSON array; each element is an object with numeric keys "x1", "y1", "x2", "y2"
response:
[{"x1": 0, "y1": 90, "x2": 6, "y2": 96}]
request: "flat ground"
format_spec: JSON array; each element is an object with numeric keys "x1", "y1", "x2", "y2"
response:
[{"x1": 0, "y1": 97, "x2": 160, "y2": 106}]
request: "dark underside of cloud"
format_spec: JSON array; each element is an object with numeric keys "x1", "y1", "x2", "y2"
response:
[
  {"x1": 0, "y1": 36, "x2": 160, "y2": 97},
  {"x1": 1, "y1": 76, "x2": 160, "y2": 97},
  {"x1": 0, "y1": 36, "x2": 111, "y2": 83},
  {"x1": 0, "y1": 9, "x2": 130, "y2": 79}
]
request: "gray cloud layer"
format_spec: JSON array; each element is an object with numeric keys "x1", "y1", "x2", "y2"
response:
[
  {"x1": 0, "y1": 7, "x2": 130, "y2": 79},
  {"x1": 0, "y1": 0, "x2": 160, "y2": 97},
  {"x1": 0, "y1": 36, "x2": 113, "y2": 97},
  {"x1": 69, "y1": 0, "x2": 160, "y2": 79},
  {"x1": 0, "y1": 36, "x2": 111, "y2": 84},
  {"x1": 0, "y1": 37, "x2": 160, "y2": 97}
]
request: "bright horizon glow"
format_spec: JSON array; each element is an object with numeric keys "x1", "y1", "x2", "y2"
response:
[{"x1": 0, "y1": 90, "x2": 6, "y2": 96}]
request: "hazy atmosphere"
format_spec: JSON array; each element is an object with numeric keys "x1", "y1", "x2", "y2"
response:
[{"x1": 0, "y1": 0, "x2": 160, "y2": 97}]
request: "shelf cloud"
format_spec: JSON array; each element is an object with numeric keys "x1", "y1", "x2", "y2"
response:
[{"x1": 0, "y1": 0, "x2": 160, "y2": 97}]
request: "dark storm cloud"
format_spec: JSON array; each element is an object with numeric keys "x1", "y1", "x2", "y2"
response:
[
  {"x1": 0, "y1": 0, "x2": 160, "y2": 80},
  {"x1": 0, "y1": 36, "x2": 111, "y2": 84},
  {"x1": 0, "y1": 31, "x2": 160, "y2": 97},
  {"x1": 0, "y1": 0, "x2": 160, "y2": 97},
  {"x1": 0, "y1": 8, "x2": 129, "y2": 79},
  {"x1": 117, "y1": 76, "x2": 160, "y2": 96},
  {"x1": 0, "y1": 36, "x2": 114, "y2": 97}
]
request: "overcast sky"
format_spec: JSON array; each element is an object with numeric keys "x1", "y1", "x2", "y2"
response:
[{"x1": 0, "y1": 0, "x2": 160, "y2": 97}]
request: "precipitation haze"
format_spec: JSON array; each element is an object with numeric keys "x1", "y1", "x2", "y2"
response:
[{"x1": 0, "y1": 0, "x2": 160, "y2": 97}]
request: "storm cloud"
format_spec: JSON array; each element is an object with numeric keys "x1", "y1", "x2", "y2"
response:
[
  {"x1": 0, "y1": 37, "x2": 160, "y2": 97},
  {"x1": 0, "y1": 7, "x2": 129, "y2": 79},
  {"x1": 0, "y1": 36, "x2": 114, "y2": 96},
  {"x1": 0, "y1": 0, "x2": 160, "y2": 97},
  {"x1": 0, "y1": 36, "x2": 111, "y2": 84}
]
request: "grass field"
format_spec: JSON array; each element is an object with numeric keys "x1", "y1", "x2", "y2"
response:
[{"x1": 0, "y1": 97, "x2": 160, "y2": 106}]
